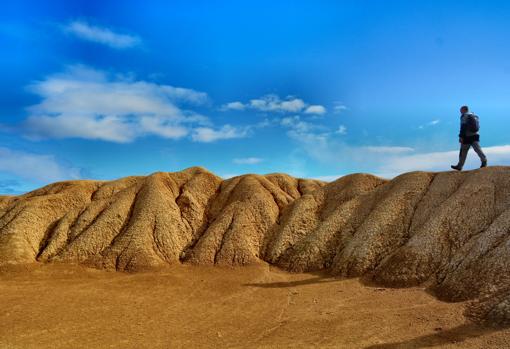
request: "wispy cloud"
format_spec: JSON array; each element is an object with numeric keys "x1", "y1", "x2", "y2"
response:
[
  {"x1": 333, "y1": 102, "x2": 348, "y2": 114},
  {"x1": 220, "y1": 101, "x2": 245, "y2": 111},
  {"x1": 336, "y1": 125, "x2": 347, "y2": 135},
  {"x1": 221, "y1": 94, "x2": 326, "y2": 114},
  {"x1": 250, "y1": 95, "x2": 305, "y2": 112},
  {"x1": 233, "y1": 157, "x2": 263, "y2": 165},
  {"x1": 276, "y1": 114, "x2": 495, "y2": 177},
  {"x1": 362, "y1": 146, "x2": 414, "y2": 154},
  {"x1": 280, "y1": 115, "x2": 329, "y2": 145},
  {"x1": 418, "y1": 119, "x2": 441, "y2": 129},
  {"x1": 310, "y1": 174, "x2": 345, "y2": 182},
  {"x1": 22, "y1": 65, "x2": 229, "y2": 143},
  {"x1": 0, "y1": 147, "x2": 81, "y2": 182},
  {"x1": 191, "y1": 125, "x2": 249, "y2": 143},
  {"x1": 304, "y1": 105, "x2": 326, "y2": 115},
  {"x1": 64, "y1": 21, "x2": 141, "y2": 49}
]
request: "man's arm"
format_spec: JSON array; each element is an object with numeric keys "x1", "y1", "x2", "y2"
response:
[{"x1": 459, "y1": 115, "x2": 467, "y2": 141}]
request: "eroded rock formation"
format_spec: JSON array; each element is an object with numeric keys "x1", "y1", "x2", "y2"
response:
[{"x1": 1, "y1": 166, "x2": 510, "y2": 325}]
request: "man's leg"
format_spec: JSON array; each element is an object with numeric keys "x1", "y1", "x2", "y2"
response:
[
  {"x1": 472, "y1": 141, "x2": 488, "y2": 166},
  {"x1": 456, "y1": 143, "x2": 471, "y2": 169}
]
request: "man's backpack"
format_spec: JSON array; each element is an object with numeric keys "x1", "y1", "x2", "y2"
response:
[{"x1": 467, "y1": 114, "x2": 480, "y2": 133}]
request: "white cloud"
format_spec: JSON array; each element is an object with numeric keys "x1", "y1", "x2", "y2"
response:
[
  {"x1": 0, "y1": 147, "x2": 80, "y2": 182},
  {"x1": 23, "y1": 65, "x2": 212, "y2": 143},
  {"x1": 362, "y1": 146, "x2": 415, "y2": 154},
  {"x1": 249, "y1": 94, "x2": 305, "y2": 112},
  {"x1": 334, "y1": 103, "x2": 348, "y2": 113},
  {"x1": 280, "y1": 115, "x2": 329, "y2": 146},
  {"x1": 336, "y1": 125, "x2": 347, "y2": 135},
  {"x1": 222, "y1": 94, "x2": 327, "y2": 114},
  {"x1": 311, "y1": 174, "x2": 344, "y2": 182},
  {"x1": 233, "y1": 157, "x2": 263, "y2": 165},
  {"x1": 279, "y1": 116, "x2": 423, "y2": 174},
  {"x1": 138, "y1": 117, "x2": 189, "y2": 139},
  {"x1": 304, "y1": 105, "x2": 327, "y2": 115},
  {"x1": 25, "y1": 114, "x2": 137, "y2": 143},
  {"x1": 419, "y1": 119, "x2": 441, "y2": 129},
  {"x1": 280, "y1": 116, "x2": 299, "y2": 127},
  {"x1": 159, "y1": 86, "x2": 208, "y2": 104},
  {"x1": 221, "y1": 101, "x2": 245, "y2": 111},
  {"x1": 191, "y1": 125, "x2": 249, "y2": 143},
  {"x1": 64, "y1": 21, "x2": 140, "y2": 49}
]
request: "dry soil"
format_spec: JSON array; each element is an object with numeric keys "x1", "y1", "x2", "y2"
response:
[{"x1": 1, "y1": 263, "x2": 509, "y2": 349}]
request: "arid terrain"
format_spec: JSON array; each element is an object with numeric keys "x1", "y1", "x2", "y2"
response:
[
  {"x1": 1, "y1": 263, "x2": 510, "y2": 349},
  {"x1": 1, "y1": 166, "x2": 510, "y2": 347}
]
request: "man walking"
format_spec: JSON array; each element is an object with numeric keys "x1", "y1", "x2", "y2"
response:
[{"x1": 451, "y1": 105, "x2": 487, "y2": 171}]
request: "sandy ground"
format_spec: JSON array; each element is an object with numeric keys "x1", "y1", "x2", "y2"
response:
[{"x1": 0, "y1": 263, "x2": 509, "y2": 349}]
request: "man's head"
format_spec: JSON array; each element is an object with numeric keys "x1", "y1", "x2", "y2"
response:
[{"x1": 460, "y1": 105, "x2": 469, "y2": 114}]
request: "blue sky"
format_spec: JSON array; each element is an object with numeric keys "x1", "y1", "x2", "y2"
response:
[{"x1": 1, "y1": 0, "x2": 510, "y2": 194}]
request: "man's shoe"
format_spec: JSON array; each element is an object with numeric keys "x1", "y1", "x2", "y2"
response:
[
  {"x1": 451, "y1": 165, "x2": 462, "y2": 171},
  {"x1": 481, "y1": 161, "x2": 487, "y2": 168}
]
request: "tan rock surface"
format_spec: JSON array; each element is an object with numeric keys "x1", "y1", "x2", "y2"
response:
[{"x1": 1, "y1": 166, "x2": 510, "y2": 324}]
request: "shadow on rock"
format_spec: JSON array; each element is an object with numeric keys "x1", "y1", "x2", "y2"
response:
[
  {"x1": 364, "y1": 323, "x2": 501, "y2": 349},
  {"x1": 243, "y1": 275, "x2": 342, "y2": 288}
]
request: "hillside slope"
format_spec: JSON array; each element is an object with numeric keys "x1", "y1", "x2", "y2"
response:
[{"x1": 1, "y1": 166, "x2": 510, "y2": 325}]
